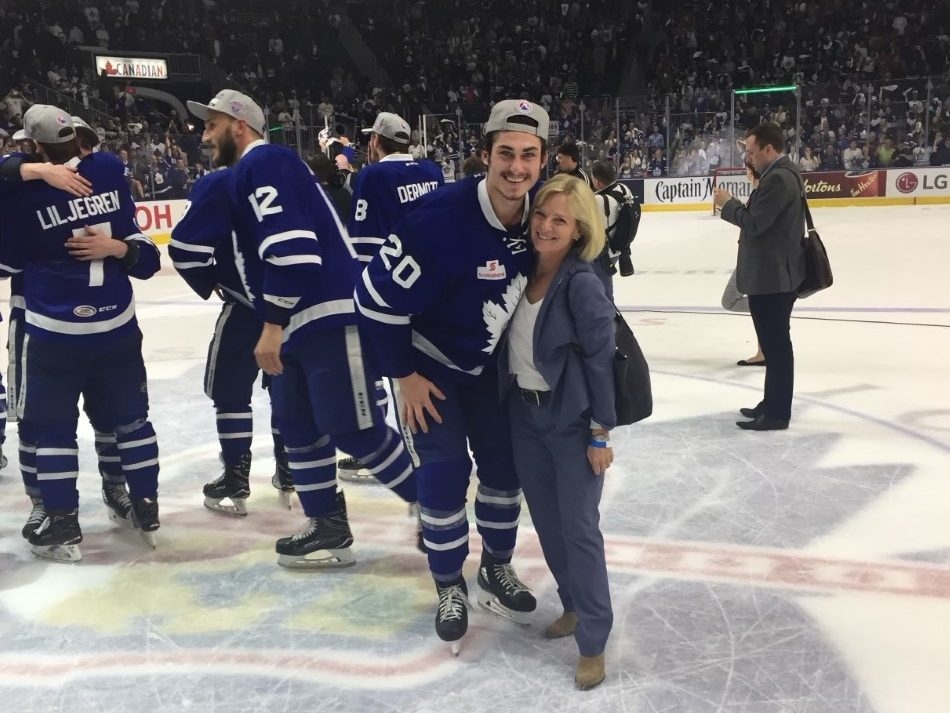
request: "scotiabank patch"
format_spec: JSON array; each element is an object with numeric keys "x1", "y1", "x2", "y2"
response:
[{"x1": 476, "y1": 260, "x2": 507, "y2": 280}]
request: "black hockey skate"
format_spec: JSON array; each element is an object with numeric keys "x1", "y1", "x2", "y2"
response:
[
  {"x1": 271, "y1": 451, "x2": 295, "y2": 509},
  {"x1": 275, "y1": 491, "x2": 355, "y2": 569},
  {"x1": 337, "y1": 455, "x2": 377, "y2": 484},
  {"x1": 435, "y1": 577, "x2": 471, "y2": 656},
  {"x1": 477, "y1": 551, "x2": 536, "y2": 625},
  {"x1": 21, "y1": 496, "x2": 47, "y2": 540},
  {"x1": 29, "y1": 509, "x2": 83, "y2": 563},
  {"x1": 102, "y1": 481, "x2": 134, "y2": 527},
  {"x1": 203, "y1": 452, "x2": 251, "y2": 517},
  {"x1": 130, "y1": 496, "x2": 160, "y2": 549}
]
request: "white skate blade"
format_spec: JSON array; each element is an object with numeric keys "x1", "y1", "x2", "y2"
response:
[
  {"x1": 337, "y1": 468, "x2": 379, "y2": 485},
  {"x1": 450, "y1": 640, "x2": 462, "y2": 657},
  {"x1": 476, "y1": 591, "x2": 532, "y2": 625},
  {"x1": 31, "y1": 543, "x2": 82, "y2": 563},
  {"x1": 276, "y1": 489, "x2": 293, "y2": 510},
  {"x1": 277, "y1": 548, "x2": 356, "y2": 570},
  {"x1": 203, "y1": 496, "x2": 248, "y2": 517},
  {"x1": 139, "y1": 530, "x2": 157, "y2": 549}
]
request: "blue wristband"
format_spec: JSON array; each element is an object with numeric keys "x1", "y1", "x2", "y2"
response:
[{"x1": 589, "y1": 435, "x2": 610, "y2": 448}]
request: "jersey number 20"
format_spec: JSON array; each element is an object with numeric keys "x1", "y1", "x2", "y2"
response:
[{"x1": 380, "y1": 234, "x2": 420, "y2": 288}]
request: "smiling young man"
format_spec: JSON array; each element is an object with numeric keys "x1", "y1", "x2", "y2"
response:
[{"x1": 355, "y1": 99, "x2": 548, "y2": 652}]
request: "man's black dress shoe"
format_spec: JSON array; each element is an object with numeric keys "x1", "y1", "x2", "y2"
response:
[
  {"x1": 736, "y1": 415, "x2": 789, "y2": 431},
  {"x1": 739, "y1": 405, "x2": 763, "y2": 418}
]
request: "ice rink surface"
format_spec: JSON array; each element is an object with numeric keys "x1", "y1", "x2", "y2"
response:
[{"x1": 0, "y1": 204, "x2": 947, "y2": 713}]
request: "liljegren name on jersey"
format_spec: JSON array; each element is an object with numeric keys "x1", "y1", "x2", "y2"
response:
[
  {"x1": 36, "y1": 190, "x2": 122, "y2": 230},
  {"x1": 396, "y1": 181, "x2": 440, "y2": 204}
]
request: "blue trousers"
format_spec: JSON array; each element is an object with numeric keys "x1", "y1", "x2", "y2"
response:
[
  {"x1": 269, "y1": 325, "x2": 416, "y2": 517},
  {"x1": 21, "y1": 328, "x2": 158, "y2": 510},
  {"x1": 204, "y1": 300, "x2": 283, "y2": 466},
  {"x1": 508, "y1": 391, "x2": 613, "y2": 657},
  {"x1": 404, "y1": 365, "x2": 522, "y2": 582}
]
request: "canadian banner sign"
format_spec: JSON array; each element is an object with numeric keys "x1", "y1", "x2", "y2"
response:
[{"x1": 95, "y1": 55, "x2": 168, "y2": 80}]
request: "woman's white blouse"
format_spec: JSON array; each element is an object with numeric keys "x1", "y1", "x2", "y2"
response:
[{"x1": 507, "y1": 295, "x2": 550, "y2": 391}]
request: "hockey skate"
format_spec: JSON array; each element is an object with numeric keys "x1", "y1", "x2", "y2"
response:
[
  {"x1": 271, "y1": 452, "x2": 295, "y2": 509},
  {"x1": 102, "y1": 481, "x2": 134, "y2": 527},
  {"x1": 203, "y1": 453, "x2": 251, "y2": 517},
  {"x1": 21, "y1": 496, "x2": 47, "y2": 540},
  {"x1": 130, "y1": 497, "x2": 160, "y2": 549},
  {"x1": 337, "y1": 455, "x2": 377, "y2": 484},
  {"x1": 29, "y1": 509, "x2": 82, "y2": 563},
  {"x1": 276, "y1": 492, "x2": 355, "y2": 569},
  {"x1": 435, "y1": 577, "x2": 471, "y2": 656},
  {"x1": 476, "y1": 552, "x2": 536, "y2": 625}
]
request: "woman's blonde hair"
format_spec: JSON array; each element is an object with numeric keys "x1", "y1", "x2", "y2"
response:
[{"x1": 531, "y1": 173, "x2": 605, "y2": 262}]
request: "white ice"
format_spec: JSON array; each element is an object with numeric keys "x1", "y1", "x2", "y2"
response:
[{"x1": 0, "y1": 205, "x2": 948, "y2": 713}]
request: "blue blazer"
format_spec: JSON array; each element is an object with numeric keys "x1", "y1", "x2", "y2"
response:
[{"x1": 499, "y1": 250, "x2": 617, "y2": 430}]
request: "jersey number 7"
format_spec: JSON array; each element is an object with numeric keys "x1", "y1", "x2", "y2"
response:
[{"x1": 72, "y1": 221, "x2": 109, "y2": 287}]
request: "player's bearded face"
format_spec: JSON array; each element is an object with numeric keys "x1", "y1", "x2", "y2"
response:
[{"x1": 212, "y1": 124, "x2": 239, "y2": 167}]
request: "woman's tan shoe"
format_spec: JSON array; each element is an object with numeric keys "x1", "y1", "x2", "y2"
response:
[
  {"x1": 543, "y1": 611, "x2": 578, "y2": 639},
  {"x1": 574, "y1": 653, "x2": 605, "y2": 690}
]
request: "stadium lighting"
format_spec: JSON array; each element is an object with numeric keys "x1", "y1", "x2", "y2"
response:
[{"x1": 734, "y1": 85, "x2": 798, "y2": 95}]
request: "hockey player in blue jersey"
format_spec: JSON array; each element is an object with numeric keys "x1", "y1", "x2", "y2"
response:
[
  {"x1": 2, "y1": 120, "x2": 138, "y2": 538},
  {"x1": 355, "y1": 99, "x2": 550, "y2": 652},
  {"x1": 339, "y1": 111, "x2": 444, "y2": 482},
  {"x1": 187, "y1": 90, "x2": 419, "y2": 568},
  {"x1": 5, "y1": 118, "x2": 142, "y2": 539},
  {"x1": 0, "y1": 105, "x2": 162, "y2": 562},
  {"x1": 0, "y1": 143, "x2": 92, "y2": 471},
  {"x1": 169, "y1": 168, "x2": 293, "y2": 514}
]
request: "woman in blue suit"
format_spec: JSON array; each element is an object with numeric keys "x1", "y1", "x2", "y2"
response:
[{"x1": 499, "y1": 173, "x2": 616, "y2": 690}]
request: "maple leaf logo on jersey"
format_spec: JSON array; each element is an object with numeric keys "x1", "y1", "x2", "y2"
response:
[{"x1": 481, "y1": 273, "x2": 526, "y2": 354}]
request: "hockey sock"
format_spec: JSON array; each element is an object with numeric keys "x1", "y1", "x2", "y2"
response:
[
  {"x1": 285, "y1": 435, "x2": 338, "y2": 516},
  {"x1": 333, "y1": 426, "x2": 417, "y2": 503},
  {"x1": 215, "y1": 406, "x2": 253, "y2": 467},
  {"x1": 474, "y1": 484, "x2": 522, "y2": 562},
  {"x1": 35, "y1": 436, "x2": 79, "y2": 510},
  {"x1": 416, "y1": 457, "x2": 473, "y2": 580},
  {"x1": 116, "y1": 420, "x2": 159, "y2": 498},
  {"x1": 93, "y1": 429, "x2": 125, "y2": 484},
  {"x1": 18, "y1": 419, "x2": 38, "y2": 498},
  {"x1": 270, "y1": 412, "x2": 285, "y2": 461}
]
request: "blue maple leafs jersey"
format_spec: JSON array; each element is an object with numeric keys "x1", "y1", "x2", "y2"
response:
[
  {"x1": 347, "y1": 155, "x2": 444, "y2": 264},
  {"x1": 228, "y1": 142, "x2": 360, "y2": 346},
  {"x1": 169, "y1": 169, "x2": 253, "y2": 307},
  {"x1": 355, "y1": 176, "x2": 534, "y2": 383},
  {"x1": 0, "y1": 152, "x2": 160, "y2": 341}
]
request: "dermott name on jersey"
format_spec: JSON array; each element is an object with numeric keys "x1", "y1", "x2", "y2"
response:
[
  {"x1": 36, "y1": 190, "x2": 122, "y2": 230},
  {"x1": 396, "y1": 181, "x2": 441, "y2": 204}
]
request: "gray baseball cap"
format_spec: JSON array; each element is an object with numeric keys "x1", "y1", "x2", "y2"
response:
[
  {"x1": 484, "y1": 99, "x2": 550, "y2": 138},
  {"x1": 71, "y1": 115, "x2": 100, "y2": 146},
  {"x1": 187, "y1": 89, "x2": 266, "y2": 135},
  {"x1": 361, "y1": 111, "x2": 411, "y2": 144},
  {"x1": 14, "y1": 104, "x2": 77, "y2": 144}
]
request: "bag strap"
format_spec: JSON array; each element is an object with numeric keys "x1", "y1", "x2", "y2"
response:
[{"x1": 777, "y1": 164, "x2": 817, "y2": 235}]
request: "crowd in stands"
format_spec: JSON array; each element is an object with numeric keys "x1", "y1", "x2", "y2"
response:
[{"x1": 2, "y1": 0, "x2": 950, "y2": 197}]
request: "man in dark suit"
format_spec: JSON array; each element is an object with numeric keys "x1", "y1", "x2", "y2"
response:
[{"x1": 713, "y1": 123, "x2": 806, "y2": 431}]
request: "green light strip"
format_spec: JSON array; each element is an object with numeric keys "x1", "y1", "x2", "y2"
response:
[{"x1": 734, "y1": 85, "x2": 798, "y2": 95}]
